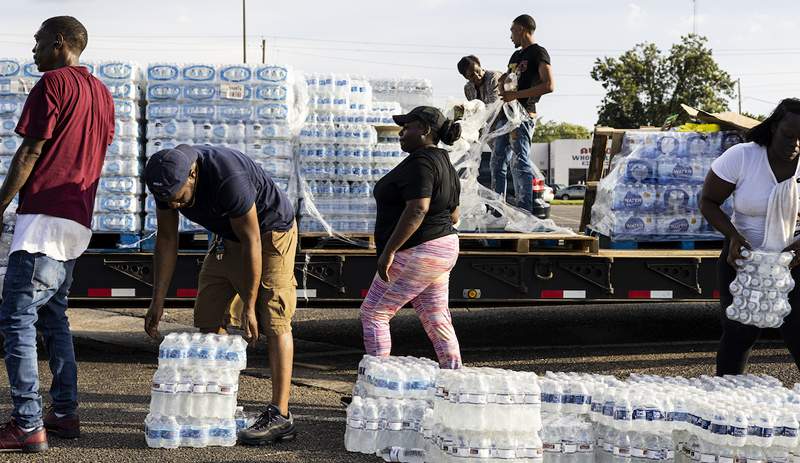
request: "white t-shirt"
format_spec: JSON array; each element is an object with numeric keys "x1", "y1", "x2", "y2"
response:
[
  {"x1": 711, "y1": 142, "x2": 799, "y2": 248},
  {"x1": 10, "y1": 214, "x2": 92, "y2": 261}
]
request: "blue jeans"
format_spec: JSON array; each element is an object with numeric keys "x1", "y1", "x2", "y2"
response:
[
  {"x1": 490, "y1": 116, "x2": 535, "y2": 212},
  {"x1": 0, "y1": 251, "x2": 78, "y2": 429}
]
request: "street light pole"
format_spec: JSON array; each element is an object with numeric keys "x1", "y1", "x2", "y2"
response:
[
  {"x1": 738, "y1": 78, "x2": 742, "y2": 114},
  {"x1": 242, "y1": 0, "x2": 247, "y2": 63}
]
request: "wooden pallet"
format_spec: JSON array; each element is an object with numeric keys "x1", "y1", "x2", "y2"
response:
[
  {"x1": 298, "y1": 232, "x2": 598, "y2": 254},
  {"x1": 458, "y1": 232, "x2": 599, "y2": 254},
  {"x1": 87, "y1": 233, "x2": 143, "y2": 251},
  {"x1": 299, "y1": 232, "x2": 375, "y2": 251},
  {"x1": 140, "y1": 231, "x2": 211, "y2": 251}
]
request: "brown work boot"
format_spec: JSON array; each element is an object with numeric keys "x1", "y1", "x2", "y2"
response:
[
  {"x1": 43, "y1": 408, "x2": 80, "y2": 439},
  {"x1": 0, "y1": 420, "x2": 48, "y2": 453}
]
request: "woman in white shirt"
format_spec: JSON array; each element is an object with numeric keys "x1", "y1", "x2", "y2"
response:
[{"x1": 700, "y1": 98, "x2": 800, "y2": 375}]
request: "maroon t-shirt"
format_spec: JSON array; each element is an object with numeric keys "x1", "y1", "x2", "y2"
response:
[{"x1": 15, "y1": 66, "x2": 115, "y2": 228}]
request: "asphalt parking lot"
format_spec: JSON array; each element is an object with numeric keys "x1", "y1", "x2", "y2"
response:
[{"x1": 0, "y1": 302, "x2": 797, "y2": 463}]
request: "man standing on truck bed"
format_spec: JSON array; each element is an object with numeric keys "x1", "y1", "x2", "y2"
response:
[
  {"x1": 0, "y1": 16, "x2": 114, "y2": 452},
  {"x1": 493, "y1": 14, "x2": 555, "y2": 212},
  {"x1": 143, "y1": 144, "x2": 299, "y2": 446}
]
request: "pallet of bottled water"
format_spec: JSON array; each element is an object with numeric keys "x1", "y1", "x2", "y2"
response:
[
  {"x1": 726, "y1": 249, "x2": 795, "y2": 328},
  {"x1": 591, "y1": 131, "x2": 743, "y2": 242},
  {"x1": 145, "y1": 332, "x2": 248, "y2": 449}
]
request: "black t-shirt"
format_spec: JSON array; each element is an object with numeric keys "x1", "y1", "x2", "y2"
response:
[
  {"x1": 157, "y1": 145, "x2": 294, "y2": 241},
  {"x1": 508, "y1": 43, "x2": 551, "y2": 114},
  {"x1": 373, "y1": 146, "x2": 460, "y2": 256}
]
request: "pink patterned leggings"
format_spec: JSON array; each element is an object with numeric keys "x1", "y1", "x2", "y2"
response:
[{"x1": 360, "y1": 234, "x2": 462, "y2": 369}]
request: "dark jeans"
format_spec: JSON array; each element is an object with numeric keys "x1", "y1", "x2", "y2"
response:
[
  {"x1": 490, "y1": 114, "x2": 536, "y2": 212},
  {"x1": 716, "y1": 240, "x2": 800, "y2": 375},
  {"x1": 0, "y1": 251, "x2": 78, "y2": 428}
]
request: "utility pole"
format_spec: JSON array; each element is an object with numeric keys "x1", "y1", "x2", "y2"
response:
[
  {"x1": 692, "y1": 0, "x2": 698, "y2": 35},
  {"x1": 737, "y1": 78, "x2": 742, "y2": 114},
  {"x1": 242, "y1": 0, "x2": 247, "y2": 63},
  {"x1": 261, "y1": 38, "x2": 266, "y2": 64}
]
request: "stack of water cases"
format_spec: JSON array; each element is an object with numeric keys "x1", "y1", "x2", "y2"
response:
[
  {"x1": 370, "y1": 78, "x2": 435, "y2": 113},
  {"x1": 142, "y1": 63, "x2": 296, "y2": 233},
  {"x1": 344, "y1": 355, "x2": 544, "y2": 463},
  {"x1": 90, "y1": 61, "x2": 144, "y2": 234},
  {"x1": 145, "y1": 332, "x2": 248, "y2": 449},
  {"x1": 426, "y1": 368, "x2": 543, "y2": 463},
  {"x1": 591, "y1": 131, "x2": 742, "y2": 241},
  {"x1": 299, "y1": 74, "x2": 408, "y2": 233},
  {"x1": 345, "y1": 355, "x2": 438, "y2": 462}
]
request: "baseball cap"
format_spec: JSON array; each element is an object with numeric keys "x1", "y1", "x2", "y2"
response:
[
  {"x1": 143, "y1": 144, "x2": 199, "y2": 202},
  {"x1": 392, "y1": 106, "x2": 448, "y2": 133}
]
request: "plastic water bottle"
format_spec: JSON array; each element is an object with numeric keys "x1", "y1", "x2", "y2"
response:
[
  {"x1": 162, "y1": 416, "x2": 181, "y2": 449},
  {"x1": 345, "y1": 396, "x2": 365, "y2": 452},
  {"x1": 362, "y1": 399, "x2": 380, "y2": 454}
]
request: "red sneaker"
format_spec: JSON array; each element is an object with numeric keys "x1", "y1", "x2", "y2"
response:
[
  {"x1": 0, "y1": 420, "x2": 48, "y2": 453},
  {"x1": 43, "y1": 408, "x2": 80, "y2": 439}
]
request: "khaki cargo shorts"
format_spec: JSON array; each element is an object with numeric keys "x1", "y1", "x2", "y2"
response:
[{"x1": 194, "y1": 221, "x2": 297, "y2": 336}]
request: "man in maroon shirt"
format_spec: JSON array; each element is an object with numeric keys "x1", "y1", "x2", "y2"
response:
[{"x1": 0, "y1": 17, "x2": 114, "y2": 452}]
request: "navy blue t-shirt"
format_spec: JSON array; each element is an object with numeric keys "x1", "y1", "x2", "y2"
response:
[{"x1": 156, "y1": 145, "x2": 294, "y2": 241}]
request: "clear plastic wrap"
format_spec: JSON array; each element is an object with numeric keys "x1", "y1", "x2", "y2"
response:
[
  {"x1": 445, "y1": 99, "x2": 572, "y2": 234},
  {"x1": 726, "y1": 249, "x2": 794, "y2": 328},
  {"x1": 590, "y1": 131, "x2": 742, "y2": 241}
]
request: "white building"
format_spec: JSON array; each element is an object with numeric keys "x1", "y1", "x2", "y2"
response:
[{"x1": 529, "y1": 139, "x2": 594, "y2": 186}]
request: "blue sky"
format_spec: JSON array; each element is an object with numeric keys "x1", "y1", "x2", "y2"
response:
[{"x1": 3, "y1": 0, "x2": 798, "y2": 127}]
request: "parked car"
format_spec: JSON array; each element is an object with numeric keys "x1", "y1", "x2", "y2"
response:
[
  {"x1": 548, "y1": 183, "x2": 566, "y2": 195},
  {"x1": 558, "y1": 184, "x2": 586, "y2": 200}
]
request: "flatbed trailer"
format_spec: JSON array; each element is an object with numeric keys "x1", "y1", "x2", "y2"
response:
[
  {"x1": 68, "y1": 236, "x2": 722, "y2": 305},
  {"x1": 67, "y1": 127, "x2": 724, "y2": 306}
]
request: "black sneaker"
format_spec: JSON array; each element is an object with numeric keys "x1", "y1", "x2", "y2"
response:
[{"x1": 238, "y1": 404, "x2": 296, "y2": 446}]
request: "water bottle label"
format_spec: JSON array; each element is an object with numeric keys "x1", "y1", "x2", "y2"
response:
[
  {"x1": 711, "y1": 423, "x2": 730, "y2": 435},
  {"x1": 645, "y1": 448, "x2": 663, "y2": 459},
  {"x1": 491, "y1": 449, "x2": 517, "y2": 458},
  {"x1": 784, "y1": 427, "x2": 799, "y2": 437},
  {"x1": 563, "y1": 444, "x2": 577, "y2": 454},
  {"x1": 524, "y1": 393, "x2": 541, "y2": 405},
  {"x1": 701, "y1": 453, "x2": 717, "y2": 463},
  {"x1": 591, "y1": 403, "x2": 603, "y2": 413},
  {"x1": 614, "y1": 446, "x2": 631, "y2": 457},
  {"x1": 364, "y1": 420, "x2": 379, "y2": 431},
  {"x1": 455, "y1": 447, "x2": 471, "y2": 457},
  {"x1": 719, "y1": 456, "x2": 734, "y2": 463},
  {"x1": 614, "y1": 409, "x2": 631, "y2": 420},
  {"x1": 495, "y1": 393, "x2": 515, "y2": 405},
  {"x1": 646, "y1": 409, "x2": 665, "y2": 421},
  {"x1": 206, "y1": 383, "x2": 220, "y2": 393},
  {"x1": 176, "y1": 383, "x2": 192, "y2": 393},
  {"x1": 346, "y1": 418, "x2": 363, "y2": 429},
  {"x1": 192, "y1": 384, "x2": 206, "y2": 393},
  {"x1": 579, "y1": 443, "x2": 594, "y2": 453},
  {"x1": 523, "y1": 448, "x2": 544, "y2": 458},
  {"x1": 729, "y1": 426, "x2": 746, "y2": 437},
  {"x1": 146, "y1": 427, "x2": 160, "y2": 439},
  {"x1": 604, "y1": 442, "x2": 614, "y2": 453},
  {"x1": 161, "y1": 429, "x2": 177, "y2": 440},
  {"x1": 631, "y1": 447, "x2": 646, "y2": 458},
  {"x1": 544, "y1": 443, "x2": 562, "y2": 453},
  {"x1": 746, "y1": 459, "x2": 766, "y2": 463},
  {"x1": 221, "y1": 84, "x2": 245, "y2": 100},
  {"x1": 387, "y1": 421, "x2": 403, "y2": 431},
  {"x1": 633, "y1": 408, "x2": 647, "y2": 420}
]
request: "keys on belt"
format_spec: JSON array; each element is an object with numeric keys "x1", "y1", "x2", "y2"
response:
[{"x1": 211, "y1": 235, "x2": 225, "y2": 260}]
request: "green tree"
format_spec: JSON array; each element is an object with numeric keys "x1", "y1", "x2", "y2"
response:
[
  {"x1": 532, "y1": 118, "x2": 592, "y2": 143},
  {"x1": 591, "y1": 35, "x2": 735, "y2": 128}
]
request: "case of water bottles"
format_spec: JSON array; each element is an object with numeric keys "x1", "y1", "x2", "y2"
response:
[
  {"x1": 145, "y1": 332, "x2": 248, "y2": 449},
  {"x1": 370, "y1": 78, "x2": 434, "y2": 113},
  {"x1": 591, "y1": 131, "x2": 743, "y2": 241},
  {"x1": 726, "y1": 249, "x2": 795, "y2": 328},
  {"x1": 345, "y1": 355, "x2": 544, "y2": 463}
]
